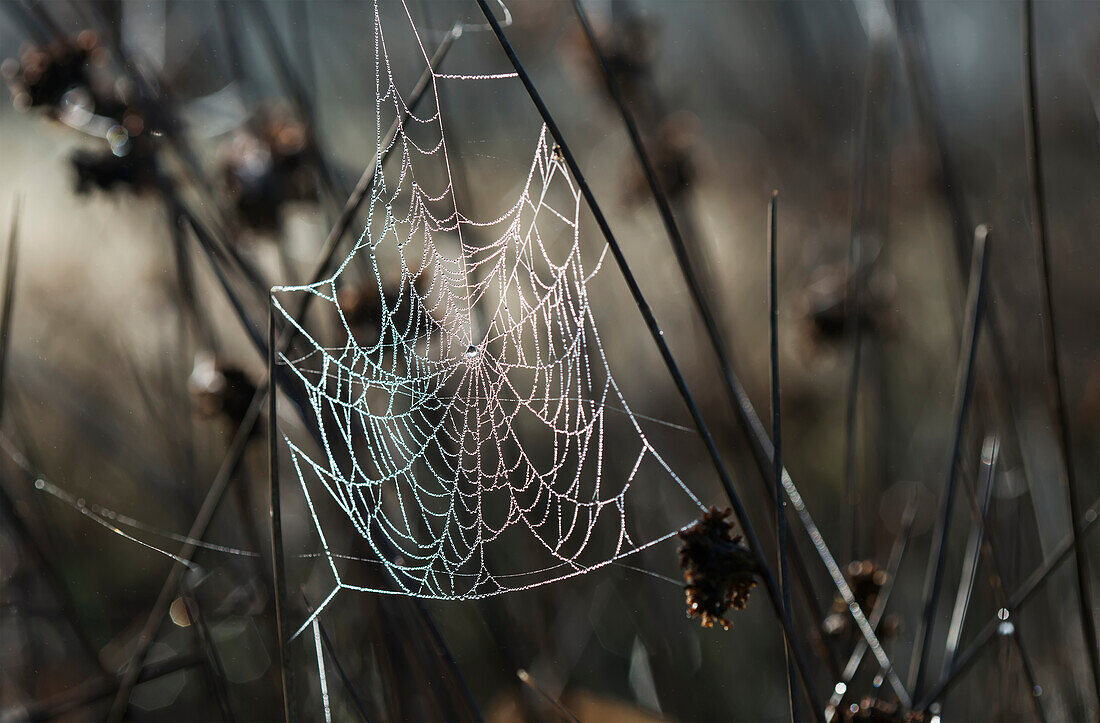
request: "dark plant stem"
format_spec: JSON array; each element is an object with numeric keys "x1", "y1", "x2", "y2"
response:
[
  {"x1": 12, "y1": 652, "x2": 205, "y2": 722},
  {"x1": 910, "y1": 226, "x2": 989, "y2": 698},
  {"x1": 568, "y1": 0, "x2": 839, "y2": 676},
  {"x1": 915, "y1": 491, "x2": 1100, "y2": 712},
  {"x1": 1021, "y1": 0, "x2": 1100, "y2": 705},
  {"x1": 269, "y1": 300, "x2": 296, "y2": 723},
  {"x1": 769, "y1": 193, "x2": 799, "y2": 722},
  {"x1": 517, "y1": 669, "x2": 581, "y2": 723},
  {"x1": 843, "y1": 41, "x2": 873, "y2": 566},
  {"x1": 938, "y1": 437, "x2": 1047, "y2": 722},
  {"x1": 472, "y1": 2, "x2": 826, "y2": 716},
  {"x1": 103, "y1": 35, "x2": 456, "y2": 714},
  {"x1": 0, "y1": 199, "x2": 20, "y2": 421},
  {"x1": 182, "y1": 589, "x2": 236, "y2": 722},
  {"x1": 827, "y1": 496, "x2": 917, "y2": 718},
  {"x1": 107, "y1": 377, "x2": 263, "y2": 717},
  {"x1": 891, "y1": 0, "x2": 1034, "y2": 517},
  {"x1": 245, "y1": 0, "x2": 342, "y2": 207},
  {"x1": 942, "y1": 437, "x2": 998, "y2": 678}
]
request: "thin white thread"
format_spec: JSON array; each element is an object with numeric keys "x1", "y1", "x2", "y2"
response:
[{"x1": 272, "y1": 0, "x2": 705, "y2": 606}]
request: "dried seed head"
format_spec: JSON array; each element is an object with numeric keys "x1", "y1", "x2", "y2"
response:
[
  {"x1": 825, "y1": 559, "x2": 893, "y2": 641},
  {"x1": 841, "y1": 696, "x2": 925, "y2": 723},
  {"x1": 678, "y1": 506, "x2": 758, "y2": 630},
  {"x1": 219, "y1": 104, "x2": 316, "y2": 231},
  {"x1": 188, "y1": 352, "x2": 258, "y2": 431}
]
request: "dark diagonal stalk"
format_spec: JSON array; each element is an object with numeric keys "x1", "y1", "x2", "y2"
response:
[
  {"x1": 517, "y1": 669, "x2": 581, "y2": 723},
  {"x1": 568, "y1": 4, "x2": 911, "y2": 698},
  {"x1": 569, "y1": 1, "x2": 838, "y2": 672},
  {"x1": 1021, "y1": 0, "x2": 1100, "y2": 704},
  {"x1": 770, "y1": 193, "x2": 799, "y2": 722},
  {"x1": 890, "y1": 0, "x2": 1034, "y2": 524},
  {"x1": 843, "y1": 31, "x2": 889, "y2": 565},
  {"x1": 910, "y1": 226, "x2": 989, "y2": 697},
  {"x1": 106, "y1": 375, "x2": 264, "y2": 719},
  {"x1": 0, "y1": 200, "x2": 21, "y2": 424},
  {"x1": 473, "y1": 2, "x2": 825, "y2": 716}
]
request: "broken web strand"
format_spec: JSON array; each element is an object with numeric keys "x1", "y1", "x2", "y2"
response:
[
  {"x1": 311, "y1": 618, "x2": 332, "y2": 723},
  {"x1": 272, "y1": 0, "x2": 708, "y2": 632}
]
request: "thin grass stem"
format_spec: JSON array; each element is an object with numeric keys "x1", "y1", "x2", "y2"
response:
[
  {"x1": 568, "y1": 0, "x2": 840, "y2": 677},
  {"x1": 472, "y1": 2, "x2": 826, "y2": 716},
  {"x1": 769, "y1": 192, "x2": 799, "y2": 722},
  {"x1": 910, "y1": 225, "x2": 990, "y2": 697},
  {"x1": 269, "y1": 299, "x2": 296, "y2": 723},
  {"x1": 1021, "y1": 0, "x2": 1100, "y2": 705}
]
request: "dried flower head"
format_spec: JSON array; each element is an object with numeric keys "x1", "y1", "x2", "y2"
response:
[
  {"x1": 841, "y1": 697, "x2": 925, "y2": 723},
  {"x1": 2, "y1": 32, "x2": 105, "y2": 113},
  {"x1": 798, "y1": 263, "x2": 898, "y2": 348},
  {"x1": 824, "y1": 559, "x2": 898, "y2": 641},
  {"x1": 188, "y1": 352, "x2": 258, "y2": 432},
  {"x1": 71, "y1": 126, "x2": 160, "y2": 195},
  {"x1": 624, "y1": 112, "x2": 698, "y2": 205},
  {"x1": 219, "y1": 104, "x2": 316, "y2": 231},
  {"x1": 567, "y1": 11, "x2": 657, "y2": 113},
  {"x1": 678, "y1": 506, "x2": 758, "y2": 630}
]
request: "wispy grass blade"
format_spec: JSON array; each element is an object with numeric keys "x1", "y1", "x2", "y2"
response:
[
  {"x1": 769, "y1": 192, "x2": 799, "y2": 722},
  {"x1": 939, "y1": 436, "x2": 1047, "y2": 722},
  {"x1": 910, "y1": 225, "x2": 990, "y2": 697},
  {"x1": 914, "y1": 484, "x2": 1100, "y2": 712},
  {"x1": 941, "y1": 436, "x2": 998, "y2": 677}
]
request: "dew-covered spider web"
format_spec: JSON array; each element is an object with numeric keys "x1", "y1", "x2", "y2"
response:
[{"x1": 271, "y1": 0, "x2": 706, "y2": 624}]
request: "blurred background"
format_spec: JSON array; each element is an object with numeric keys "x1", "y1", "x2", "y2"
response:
[{"x1": 0, "y1": 0, "x2": 1097, "y2": 721}]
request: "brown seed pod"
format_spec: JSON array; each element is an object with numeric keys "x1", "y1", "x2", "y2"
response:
[
  {"x1": 678, "y1": 506, "x2": 758, "y2": 630},
  {"x1": 824, "y1": 559, "x2": 895, "y2": 642},
  {"x1": 188, "y1": 352, "x2": 259, "y2": 434},
  {"x1": 219, "y1": 104, "x2": 317, "y2": 232},
  {"x1": 840, "y1": 696, "x2": 925, "y2": 723}
]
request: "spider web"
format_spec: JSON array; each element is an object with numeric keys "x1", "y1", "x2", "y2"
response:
[{"x1": 272, "y1": 0, "x2": 704, "y2": 621}]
